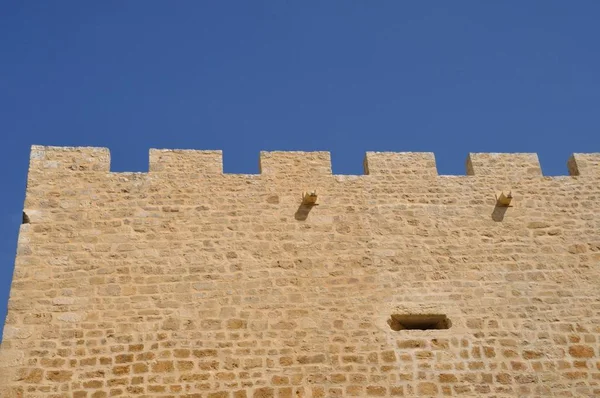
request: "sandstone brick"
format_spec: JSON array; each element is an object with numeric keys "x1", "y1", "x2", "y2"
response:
[
  {"x1": 128, "y1": 344, "x2": 144, "y2": 352},
  {"x1": 83, "y1": 380, "x2": 104, "y2": 388},
  {"x1": 366, "y1": 386, "x2": 386, "y2": 396},
  {"x1": 271, "y1": 375, "x2": 289, "y2": 385},
  {"x1": 226, "y1": 319, "x2": 247, "y2": 329},
  {"x1": 193, "y1": 349, "x2": 218, "y2": 358},
  {"x1": 132, "y1": 363, "x2": 148, "y2": 374},
  {"x1": 107, "y1": 378, "x2": 128, "y2": 387},
  {"x1": 22, "y1": 368, "x2": 43, "y2": 383},
  {"x1": 206, "y1": 393, "x2": 228, "y2": 398},
  {"x1": 253, "y1": 387, "x2": 274, "y2": 398},
  {"x1": 46, "y1": 370, "x2": 72, "y2": 382},
  {"x1": 174, "y1": 349, "x2": 190, "y2": 358},
  {"x1": 135, "y1": 352, "x2": 154, "y2": 361},
  {"x1": 99, "y1": 357, "x2": 112, "y2": 365},
  {"x1": 417, "y1": 382, "x2": 438, "y2": 395},
  {"x1": 523, "y1": 350, "x2": 544, "y2": 359},
  {"x1": 439, "y1": 373, "x2": 458, "y2": 383},
  {"x1": 111, "y1": 366, "x2": 129, "y2": 376},
  {"x1": 198, "y1": 360, "x2": 219, "y2": 370},
  {"x1": 397, "y1": 340, "x2": 426, "y2": 349},
  {"x1": 176, "y1": 360, "x2": 194, "y2": 371},
  {"x1": 569, "y1": 345, "x2": 595, "y2": 358},
  {"x1": 496, "y1": 373, "x2": 512, "y2": 384},
  {"x1": 114, "y1": 354, "x2": 133, "y2": 364},
  {"x1": 297, "y1": 354, "x2": 326, "y2": 364},
  {"x1": 278, "y1": 387, "x2": 292, "y2": 398},
  {"x1": 151, "y1": 361, "x2": 174, "y2": 373},
  {"x1": 40, "y1": 358, "x2": 66, "y2": 367}
]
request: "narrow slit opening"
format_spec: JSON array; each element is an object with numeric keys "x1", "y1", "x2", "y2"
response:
[
  {"x1": 388, "y1": 314, "x2": 451, "y2": 331},
  {"x1": 22, "y1": 212, "x2": 30, "y2": 224}
]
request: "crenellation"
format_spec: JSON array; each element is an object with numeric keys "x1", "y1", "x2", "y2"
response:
[
  {"x1": 259, "y1": 151, "x2": 332, "y2": 176},
  {"x1": 29, "y1": 145, "x2": 110, "y2": 173},
  {"x1": 2, "y1": 145, "x2": 600, "y2": 397},
  {"x1": 567, "y1": 153, "x2": 600, "y2": 176},
  {"x1": 466, "y1": 152, "x2": 542, "y2": 177},
  {"x1": 364, "y1": 152, "x2": 437, "y2": 177},
  {"x1": 21, "y1": 146, "x2": 600, "y2": 179},
  {"x1": 149, "y1": 148, "x2": 223, "y2": 174}
]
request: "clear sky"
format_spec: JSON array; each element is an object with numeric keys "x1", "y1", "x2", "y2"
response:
[{"x1": 1, "y1": 2, "x2": 599, "y2": 340}]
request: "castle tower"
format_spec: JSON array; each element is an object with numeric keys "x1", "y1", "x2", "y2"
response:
[{"x1": 1, "y1": 146, "x2": 600, "y2": 397}]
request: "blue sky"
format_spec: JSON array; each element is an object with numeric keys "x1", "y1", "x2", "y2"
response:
[{"x1": 1, "y1": 2, "x2": 599, "y2": 339}]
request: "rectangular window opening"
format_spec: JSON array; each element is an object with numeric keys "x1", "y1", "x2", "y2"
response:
[{"x1": 389, "y1": 314, "x2": 451, "y2": 331}]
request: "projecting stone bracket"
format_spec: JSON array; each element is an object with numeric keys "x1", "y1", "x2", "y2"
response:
[
  {"x1": 301, "y1": 191, "x2": 319, "y2": 206},
  {"x1": 295, "y1": 191, "x2": 319, "y2": 221},
  {"x1": 495, "y1": 191, "x2": 513, "y2": 207},
  {"x1": 492, "y1": 190, "x2": 515, "y2": 222}
]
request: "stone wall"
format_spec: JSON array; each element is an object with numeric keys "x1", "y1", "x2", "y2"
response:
[{"x1": 1, "y1": 145, "x2": 599, "y2": 397}]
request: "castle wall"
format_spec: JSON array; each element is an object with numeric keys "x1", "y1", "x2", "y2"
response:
[{"x1": 1, "y1": 146, "x2": 600, "y2": 397}]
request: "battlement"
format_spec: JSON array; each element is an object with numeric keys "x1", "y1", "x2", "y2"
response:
[
  {"x1": 466, "y1": 153, "x2": 542, "y2": 176},
  {"x1": 149, "y1": 149, "x2": 223, "y2": 174},
  {"x1": 29, "y1": 145, "x2": 110, "y2": 172},
  {"x1": 28, "y1": 145, "x2": 600, "y2": 177},
  {"x1": 568, "y1": 153, "x2": 600, "y2": 176}
]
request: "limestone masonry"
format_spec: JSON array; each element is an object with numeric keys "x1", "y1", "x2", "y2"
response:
[{"x1": 1, "y1": 145, "x2": 600, "y2": 398}]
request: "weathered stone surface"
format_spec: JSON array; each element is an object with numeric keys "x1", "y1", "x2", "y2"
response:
[{"x1": 1, "y1": 145, "x2": 600, "y2": 397}]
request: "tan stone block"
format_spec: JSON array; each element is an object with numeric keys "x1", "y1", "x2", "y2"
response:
[
  {"x1": 174, "y1": 349, "x2": 190, "y2": 358},
  {"x1": 151, "y1": 360, "x2": 174, "y2": 373},
  {"x1": 193, "y1": 349, "x2": 218, "y2": 358},
  {"x1": 131, "y1": 363, "x2": 148, "y2": 374},
  {"x1": 496, "y1": 373, "x2": 512, "y2": 384},
  {"x1": 128, "y1": 344, "x2": 144, "y2": 352},
  {"x1": 114, "y1": 354, "x2": 133, "y2": 364},
  {"x1": 107, "y1": 378, "x2": 128, "y2": 387},
  {"x1": 40, "y1": 358, "x2": 66, "y2": 367},
  {"x1": 176, "y1": 360, "x2": 194, "y2": 371},
  {"x1": 135, "y1": 352, "x2": 154, "y2": 361},
  {"x1": 439, "y1": 373, "x2": 458, "y2": 383},
  {"x1": 83, "y1": 380, "x2": 104, "y2": 388},
  {"x1": 207, "y1": 392, "x2": 229, "y2": 398},
  {"x1": 297, "y1": 354, "x2": 325, "y2": 364},
  {"x1": 523, "y1": 350, "x2": 544, "y2": 359},
  {"x1": 198, "y1": 360, "x2": 219, "y2": 370},
  {"x1": 397, "y1": 339, "x2": 426, "y2": 349},
  {"x1": 366, "y1": 386, "x2": 386, "y2": 396},
  {"x1": 569, "y1": 345, "x2": 595, "y2": 358},
  {"x1": 271, "y1": 375, "x2": 289, "y2": 385},
  {"x1": 226, "y1": 319, "x2": 247, "y2": 329},
  {"x1": 417, "y1": 382, "x2": 438, "y2": 395},
  {"x1": 253, "y1": 387, "x2": 274, "y2": 398},
  {"x1": 46, "y1": 370, "x2": 72, "y2": 382},
  {"x1": 22, "y1": 368, "x2": 43, "y2": 384},
  {"x1": 111, "y1": 366, "x2": 129, "y2": 376},
  {"x1": 80, "y1": 357, "x2": 97, "y2": 366}
]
